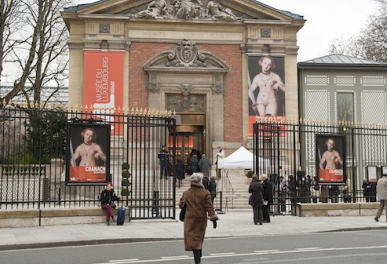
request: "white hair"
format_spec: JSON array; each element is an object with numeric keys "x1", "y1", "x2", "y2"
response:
[{"x1": 190, "y1": 172, "x2": 203, "y2": 183}]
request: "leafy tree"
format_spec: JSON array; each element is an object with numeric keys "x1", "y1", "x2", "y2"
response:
[
  {"x1": 327, "y1": 0, "x2": 387, "y2": 62},
  {"x1": 23, "y1": 107, "x2": 67, "y2": 163}
]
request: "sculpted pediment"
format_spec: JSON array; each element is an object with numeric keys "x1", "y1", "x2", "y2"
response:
[
  {"x1": 64, "y1": 0, "x2": 303, "y2": 22},
  {"x1": 144, "y1": 39, "x2": 229, "y2": 94},
  {"x1": 144, "y1": 39, "x2": 229, "y2": 71}
]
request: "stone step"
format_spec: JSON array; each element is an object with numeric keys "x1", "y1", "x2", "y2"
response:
[{"x1": 174, "y1": 169, "x2": 253, "y2": 209}]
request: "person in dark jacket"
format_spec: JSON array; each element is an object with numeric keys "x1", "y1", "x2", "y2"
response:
[
  {"x1": 261, "y1": 174, "x2": 273, "y2": 223},
  {"x1": 175, "y1": 159, "x2": 185, "y2": 187},
  {"x1": 202, "y1": 174, "x2": 211, "y2": 192},
  {"x1": 329, "y1": 185, "x2": 339, "y2": 203},
  {"x1": 209, "y1": 176, "x2": 217, "y2": 204},
  {"x1": 100, "y1": 182, "x2": 120, "y2": 226},
  {"x1": 248, "y1": 174, "x2": 264, "y2": 225},
  {"x1": 158, "y1": 145, "x2": 169, "y2": 179},
  {"x1": 190, "y1": 155, "x2": 199, "y2": 174}
]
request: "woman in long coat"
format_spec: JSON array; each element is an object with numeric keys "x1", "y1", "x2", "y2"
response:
[
  {"x1": 179, "y1": 173, "x2": 218, "y2": 264},
  {"x1": 189, "y1": 155, "x2": 199, "y2": 174},
  {"x1": 175, "y1": 159, "x2": 185, "y2": 187},
  {"x1": 248, "y1": 174, "x2": 264, "y2": 225}
]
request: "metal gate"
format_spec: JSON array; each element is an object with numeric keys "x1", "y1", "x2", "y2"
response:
[{"x1": 125, "y1": 115, "x2": 176, "y2": 220}]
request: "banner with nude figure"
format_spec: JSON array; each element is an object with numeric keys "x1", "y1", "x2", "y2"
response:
[
  {"x1": 248, "y1": 56, "x2": 286, "y2": 136},
  {"x1": 66, "y1": 123, "x2": 110, "y2": 186},
  {"x1": 84, "y1": 51, "x2": 124, "y2": 135},
  {"x1": 316, "y1": 134, "x2": 346, "y2": 185}
]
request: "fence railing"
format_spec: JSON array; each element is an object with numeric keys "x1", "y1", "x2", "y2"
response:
[
  {"x1": 253, "y1": 119, "x2": 386, "y2": 215},
  {"x1": 0, "y1": 105, "x2": 177, "y2": 220}
]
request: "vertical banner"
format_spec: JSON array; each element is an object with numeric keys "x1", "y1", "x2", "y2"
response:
[
  {"x1": 66, "y1": 123, "x2": 110, "y2": 186},
  {"x1": 367, "y1": 166, "x2": 377, "y2": 182},
  {"x1": 248, "y1": 56, "x2": 286, "y2": 136},
  {"x1": 316, "y1": 134, "x2": 346, "y2": 184},
  {"x1": 84, "y1": 51, "x2": 124, "y2": 135}
]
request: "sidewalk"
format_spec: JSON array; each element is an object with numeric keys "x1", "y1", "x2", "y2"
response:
[{"x1": 1, "y1": 209, "x2": 386, "y2": 251}]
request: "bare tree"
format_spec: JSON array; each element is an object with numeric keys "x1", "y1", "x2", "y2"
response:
[
  {"x1": 0, "y1": 0, "x2": 72, "y2": 108},
  {"x1": 0, "y1": 0, "x2": 25, "y2": 88},
  {"x1": 327, "y1": 0, "x2": 387, "y2": 62}
]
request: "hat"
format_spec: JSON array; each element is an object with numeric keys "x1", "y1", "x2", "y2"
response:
[
  {"x1": 162, "y1": 145, "x2": 166, "y2": 147},
  {"x1": 107, "y1": 182, "x2": 112, "y2": 186}
]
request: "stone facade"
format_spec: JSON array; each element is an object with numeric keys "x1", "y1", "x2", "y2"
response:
[{"x1": 62, "y1": 0, "x2": 305, "y2": 160}]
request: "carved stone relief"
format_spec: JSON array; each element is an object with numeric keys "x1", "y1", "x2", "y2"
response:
[
  {"x1": 167, "y1": 94, "x2": 205, "y2": 112},
  {"x1": 144, "y1": 39, "x2": 229, "y2": 95},
  {"x1": 166, "y1": 39, "x2": 207, "y2": 68},
  {"x1": 260, "y1": 28, "x2": 271, "y2": 38},
  {"x1": 125, "y1": 0, "x2": 244, "y2": 21},
  {"x1": 213, "y1": 74, "x2": 225, "y2": 94},
  {"x1": 148, "y1": 74, "x2": 160, "y2": 93},
  {"x1": 99, "y1": 23, "x2": 110, "y2": 33},
  {"x1": 180, "y1": 83, "x2": 193, "y2": 96}
]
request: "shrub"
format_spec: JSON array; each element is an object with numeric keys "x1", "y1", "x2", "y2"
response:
[{"x1": 246, "y1": 170, "x2": 254, "y2": 178}]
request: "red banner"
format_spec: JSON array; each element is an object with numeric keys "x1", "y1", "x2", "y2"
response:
[{"x1": 84, "y1": 51, "x2": 124, "y2": 135}]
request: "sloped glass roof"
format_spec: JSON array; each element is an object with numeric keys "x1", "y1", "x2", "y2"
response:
[{"x1": 302, "y1": 54, "x2": 387, "y2": 65}]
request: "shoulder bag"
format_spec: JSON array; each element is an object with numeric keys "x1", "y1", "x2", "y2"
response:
[{"x1": 179, "y1": 192, "x2": 187, "y2": 222}]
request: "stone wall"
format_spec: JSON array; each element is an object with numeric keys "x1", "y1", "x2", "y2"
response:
[{"x1": 298, "y1": 203, "x2": 379, "y2": 217}]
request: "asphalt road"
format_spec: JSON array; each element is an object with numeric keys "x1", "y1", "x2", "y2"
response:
[{"x1": 2, "y1": 230, "x2": 387, "y2": 264}]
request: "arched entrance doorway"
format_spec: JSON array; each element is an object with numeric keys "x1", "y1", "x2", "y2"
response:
[{"x1": 167, "y1": 94, "x2": 207, "y2": 172}]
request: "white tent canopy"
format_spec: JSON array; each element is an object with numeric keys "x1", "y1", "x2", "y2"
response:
[{"x1": 218, "y1": 146, "x2": 269, "y2": 169}]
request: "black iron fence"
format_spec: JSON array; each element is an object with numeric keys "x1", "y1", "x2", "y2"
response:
[
  {"x1": 0, "y1": 105, "x2": 176, "y2": 220},
  {"x1": 253, "y1": 119, "x2": 386, "y2": 215}
]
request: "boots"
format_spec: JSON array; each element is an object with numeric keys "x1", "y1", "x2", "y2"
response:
[{"x1": 106, "y1": 221, "x2": 110, "y2": 226}]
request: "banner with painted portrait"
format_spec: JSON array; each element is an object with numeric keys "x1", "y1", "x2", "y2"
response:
[
  {"x1": 248, "y1": 56, "x2": 286, "y2": 136},
  {"x1": 66, "y1": 123, "x2": 110, "y2": 186},
  {"x1": 316, "y1": 134, "x2": 346, "y2": 185}
]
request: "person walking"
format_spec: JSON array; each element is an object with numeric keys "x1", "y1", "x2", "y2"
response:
[
  {"x1": 179, "y1": 173, "x2": 219, "y2": 264},
  {"x1": 189, "y1": 154, "x2": 199, "y2": 174},
  {"x1": 198, "y1": 154, "x2": 212, "y2": 177},
  {"x1": 202, "y1": 174, "x2": 210, "y2": 192},
  {"x1": 99, "y1": 182, "x2": 120, "y2": 226},
  {"x1": 175, "y1": 159, "x2": 185, "y2": 187},
  {"x1": 374, "y1": 173, "x2": 387, "y2": 222},
  {"x1": 261, "y1": 174, "x2": 273, "y2": 223},
  {"x1": 209, "y1": 176, "x2": 217, "y2": 204},
  {"x1": 248, "y1": 174, "x2": 264, "y2": 225}
]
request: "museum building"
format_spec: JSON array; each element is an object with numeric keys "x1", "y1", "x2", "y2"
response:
[{"x1": 62, "y1": 0, "x2": 305, "y2": 163}]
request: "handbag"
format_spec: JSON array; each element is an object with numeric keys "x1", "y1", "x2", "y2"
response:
[
  {"x1": 110, "y1": 201, "x2": 117, "y2": 209},
  {"x1": 179, "y1": 193, "x2": 187, "y2": 222},
  {"x1": 248, "y1": 195, "x2": 252, "y2": 205}
]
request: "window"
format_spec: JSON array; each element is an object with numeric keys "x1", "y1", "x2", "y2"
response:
[{"x1": 337, "y1": 92, "x2": 354, "y2": 123}]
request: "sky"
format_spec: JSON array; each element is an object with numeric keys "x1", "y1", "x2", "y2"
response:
[{"x1": 73, "y1": 0, "x2": 379, "y2": 62}]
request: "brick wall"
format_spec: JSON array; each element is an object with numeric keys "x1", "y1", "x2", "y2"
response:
[{"x1": 128, "y1": 43, "x2": 243, "y2": 142}]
